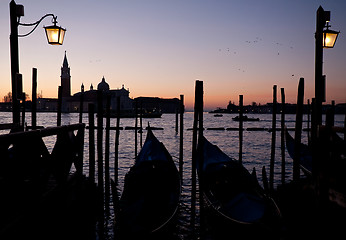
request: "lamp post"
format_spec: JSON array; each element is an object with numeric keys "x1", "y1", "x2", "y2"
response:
[
  {"x1": 313, "y1": 6, "x2": 339, "y2": 202},
  {"x1": 9, "y1": 0, "x2": 66, "y2": 127},
  {"x1": 314, "y1": 6, "x2": 339, "y2": 129}
]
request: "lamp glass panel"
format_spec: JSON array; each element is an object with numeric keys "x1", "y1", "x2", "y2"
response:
[
  {"x1": 323, "y1": 32, "x2": 338, "y2": 48},
  {"x1": 58, "y1": 29, "x2": 65, "y2": 45},
  {"x1": 46, "y1": 27, "x2": 59, "y2": 44}
]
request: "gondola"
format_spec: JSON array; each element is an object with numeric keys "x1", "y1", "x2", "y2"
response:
[
  {"x1": 284, "y1": 127, "x2": 313, "y2": 176},
  {"x1": 196, "y1": 136, "x2": 281, "y2": 236},
  {"x1": 285, "y1": 126, "x2": 346, "y2": 208},
  {"x1": 116, "y1": 126, "x2": 181, "y2": 238}
]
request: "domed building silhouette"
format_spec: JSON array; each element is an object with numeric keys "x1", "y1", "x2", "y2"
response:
[
  {"x1": 59, "y1": 52, "x2": 133, "y2": 114},
  {"x1": 97, "y1": 76, "x2": 110, "y2": 92},
  {"x1": 68, "y1": 76, "x2": 134, "y2": 114}
]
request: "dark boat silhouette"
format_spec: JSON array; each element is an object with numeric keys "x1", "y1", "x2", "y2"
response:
[
  {"x1": 115, "y1": 125, "x2": 181, "y2": 238},
  {"x1": 196, "y1": 137, "x2": 281, "y2": 236},
  {"x1": 284, "y1": 128, "x2": 312, "y2": 176},
  {"x1": 285, "y1": 127, "x2": 346, "y2": 208},
  {"x1": 232, "y1": 115, "x2": 260, "y2": 121}
]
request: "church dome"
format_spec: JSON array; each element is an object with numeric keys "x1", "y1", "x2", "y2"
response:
[{"x1": 97, "y1": 76, "x2": 110, "y2": 91}]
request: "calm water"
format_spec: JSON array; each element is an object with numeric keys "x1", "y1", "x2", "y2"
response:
[{"x1": 1, "y1": 112, "x2": 344, "y2": 239}]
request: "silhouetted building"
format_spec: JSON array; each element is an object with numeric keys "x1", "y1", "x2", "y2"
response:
[
  {"x1": 24, "y1": 52, "x2": 179, "y2": 114},
  {"x1": 37, "y1": 98, "x2": 58, "y2": 111},
  {"x1": 226, "y1": 101, "x2": 238, "y2": 113},
  {"x1": 63, "y1": 77, "x2": 133, "y2": 113},
  {"x1": 134, "y1": 97, "x2": 180, "y2": 113},
  {"x1": 58, "y1": 52, "x2": 133, "y2": 113},
  {"x1": 61, "y1": 51, "x2": 71, "y2": 98}
]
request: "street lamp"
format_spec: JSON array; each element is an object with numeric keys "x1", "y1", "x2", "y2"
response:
[
  {"x1": 312, "y1": 5, "x2": 340, "y2": 204},
  {"x1": 314, "y1": 6, "x2": 339, "y2": 129},
  {"x1": 9, "y1": 0, "x2": 66, "y2": 128},
  {"x1": 323, "y1": 23, "x2": 339, "y2": 48},
  {"x1": 44, "y1": 17, "x2": 66, "y2": 45}
]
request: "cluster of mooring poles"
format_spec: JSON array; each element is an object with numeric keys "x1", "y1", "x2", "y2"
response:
[{"x1": 81, "y1": 88, "x2": 185, "y2": 238}]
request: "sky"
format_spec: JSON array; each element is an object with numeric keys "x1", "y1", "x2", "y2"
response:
[{"x1": 0, "y1": 0, "x2": 345, "y2": 111}]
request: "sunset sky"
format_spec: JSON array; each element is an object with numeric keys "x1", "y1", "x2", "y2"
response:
[{"x1": 1, "y1": 0, "x2": 345, "y2": 111}]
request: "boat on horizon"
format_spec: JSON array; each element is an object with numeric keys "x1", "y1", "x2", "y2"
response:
[
  {"x1": 109, "y1": 111, "x2": 162, "y2": 118},
  {"x1": 232, "y1": 115, "x2": 260, "y2": 121}
]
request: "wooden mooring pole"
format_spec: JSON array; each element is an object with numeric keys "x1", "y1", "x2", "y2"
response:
[
  {"x1": 140, "y1": 101, "x2": 143, "y2": 148},
  {"x1": 344, "y1": 112, "x2": 346, "y2": 141},
  {"x1": 57, "y1": 86, "x2": 62, "y2": 126},
  {"x1": 239, "y1": 95, "x2": 243, "y2": 164},
  {"x1": 88, "y1": 103, "x2": 95, "y2": 183},
  {"x1": 114, "y1": 97, "x2": 121, "y2": 185},
  {"x1": 31, "y1": 68, "x2": 37, "y2": 129},
  {"x1": 197, "y1": 82, "x2": 205, "y2": 239},
  {"x1": 280, "y1": 88, "x2": 285, "y2": 185},
  {"x1": 105, "y1": 95, "x2": 111, "y2": 212},
  {"x1": 179, "y1": 94, "x2": 184, "y2": 181},
  {"x1": 96, "y1": 90, "x2": 104, "y2": 236},
  {"x1": 79, "y1": 84, "x2": 84, "y2": 124},
  {"x1": 135, "y1": 100, "x2": 138, "y2": 159},
  {"x1": 191, "y1": 80, "x2": 203, "y2": 238},
  {"x1": 97, "y1": 90, "x2": 104, "y2": 202},
  {"x1": 176, "y1": 107, "x2": 179, "y2": 134},
  {"x1": 311, "y1": 98, "x2": 316, "y2": 145},
  {"x1": 293, "y1": 78, "x2": 304, "y2": 181},
  {"x1": 311, "y1": 98, "x2": 319, "y2": 181},
  {"x1": 269, "y1": 85, "x2": 277, "y2": 192},
  {"x1": 21, "y1": 92, "x2": 25, "y2": 130},
  {"x1": 307, "y1": 99, "x2": 311, "y2": 145}
]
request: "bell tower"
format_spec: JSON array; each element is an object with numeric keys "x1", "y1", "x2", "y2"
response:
[{"x1": 61, "y1": 51, "x2": 71, "y2": 97}]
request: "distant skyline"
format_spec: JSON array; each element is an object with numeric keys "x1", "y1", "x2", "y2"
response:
[{"x1": 1, "y1": 0, "x2": 345, "y2": 111}]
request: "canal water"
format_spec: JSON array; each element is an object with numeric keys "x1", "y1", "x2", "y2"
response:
[{"x1": 0, "y1": 112, "x2": 344, "y2": 239}]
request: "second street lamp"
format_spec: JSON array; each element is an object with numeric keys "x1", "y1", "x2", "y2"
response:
[
  {"x1": 312, "y1": 6, "x2": 340, "y2": 182},
  {"x1": 312, "y1": 5, "x2": 340, "y2": 205},
  {"x1": 314, "y1": 6, "x2": 339, "y2": 130},
  {"x1": 323, "y1": 23, "x2": 339, "y2": 48}
]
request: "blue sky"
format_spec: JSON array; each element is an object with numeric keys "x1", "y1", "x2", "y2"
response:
[{"x1": 1, "y1": 0, "x2": 345, "y2": 110}]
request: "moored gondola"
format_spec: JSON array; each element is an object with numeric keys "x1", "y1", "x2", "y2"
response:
[
  {"x1": 285, "y1": 126, "x2": 346, "y2": 208},
  {"x1": 284, "y1": 127, "x2": 313, "y2": 176},
  {"x1": 115, "y1": 125, "x2": 181, "y2": 239},
  {"x1": 196, "y1": 136, "x2": 281, "y2": 237}
]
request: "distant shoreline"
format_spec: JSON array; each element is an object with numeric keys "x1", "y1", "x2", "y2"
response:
[{"x1": 1, "y1": 110, "x2": 345, "y2": 115}]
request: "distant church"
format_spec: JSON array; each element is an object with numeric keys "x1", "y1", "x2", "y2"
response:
[
  {"x1": 33, "y1": 52, "x2": 179, "y2": 114},
  {"x1": 60, "y1": 52, "x2": 133, "y2": 113}
]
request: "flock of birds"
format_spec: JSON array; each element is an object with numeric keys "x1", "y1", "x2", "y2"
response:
[{"x1": 218, "y1": 36, "x2": 295, "y2": 76}]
